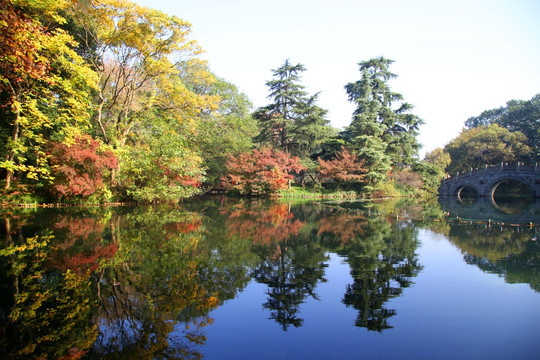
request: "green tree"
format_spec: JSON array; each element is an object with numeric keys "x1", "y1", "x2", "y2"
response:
[
  {"x1": 343, "y1": 57, "x2": 423, "y2": 188},
  {"x1": 194, "y1": 74, "x2": 258, "y2": 185},
  {"x1": 254, "y1": 60, "x2": 334, "y2": 158},
  {"x1": 64, "y1": 0, "x2": 223, "y2": 201},
  {"x1": 410, "y1": 161, "x2": 444, "y2": 195},
  {"x1": 410, "y1": 147, "x2": 453, "y2": 194},
  {"x1": 465, "y1": 94, "x2": 540, "y2": 161},
  {"x1": 290, "y1": 93, "x2": 336, "y2": 158},
  {"x1": 444, "y1": 124, "x2": 531, "y2": 174},
  {"x1": 254, "y1": 60, "x2": 307, "y2": 152},
  {"x1": 116, "y1": 114, "x2": 205, "y2": 202},
  {"x1": 424, "y1": 147, "x2": 451, "y2": 172}
]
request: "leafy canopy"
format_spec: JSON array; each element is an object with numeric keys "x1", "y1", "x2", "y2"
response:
[
  {"x1": 465, "y1": 93, "x2": 540, "y2": 161},
  {"x1": 444, "y1": 124, "x2": 531, "y2": 174},
  {"x1": 0, "y1": 0, "x2": 97, "y2": 188}
]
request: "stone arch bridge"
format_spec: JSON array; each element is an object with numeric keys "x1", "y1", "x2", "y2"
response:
[{"x1": 438, "y1": 163, "x2": 540, "y2": 199}]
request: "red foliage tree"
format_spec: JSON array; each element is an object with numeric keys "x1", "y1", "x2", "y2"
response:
[
  {"x1": 47, "y1": 135, "x2": 118, "y2": 199},
  {"x1": 318, "y1": 147, "x2": 368, "y2": 183},
  {"x1": 223, "y1": 147, "x2": 305, "y2": 195}
]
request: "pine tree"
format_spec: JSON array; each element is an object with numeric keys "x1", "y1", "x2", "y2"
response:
[
  {"x1": 254, "y1": 60, "x2": 334, "y2": 158},
  {"x1": 255, "y1": 60, "x2": 308, "y2": 152},
  {"x1": 344, "y1": 57, "x2": 423, "y2": 183}
]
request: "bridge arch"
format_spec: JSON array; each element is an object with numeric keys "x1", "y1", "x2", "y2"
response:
[
  {"x1": 455, "y1": 185, "x2": 479, "y2": 203},
  {"x1": 438, "y1": 164, "x2": 540, "y2": 199},
  {"x1": 487, "y1": 177, "x2": 536, "y2": 200}
]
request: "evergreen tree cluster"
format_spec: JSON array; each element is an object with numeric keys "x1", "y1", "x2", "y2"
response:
[{"x1": 253, "y1": 57, "x2": 427, "y2": 195}]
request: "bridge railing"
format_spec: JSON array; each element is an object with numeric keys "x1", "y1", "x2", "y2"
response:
[{"x1": 441, "y1": 163, "x2": 540, "y2": 184}]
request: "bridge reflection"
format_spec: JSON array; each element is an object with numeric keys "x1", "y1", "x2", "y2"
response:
[{"x1": 439, "y1": 196, "x2": 540, "y2": 225}]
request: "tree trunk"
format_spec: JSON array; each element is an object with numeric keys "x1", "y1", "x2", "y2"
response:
[
  {"x1": 5, "y1": 106, "x2": 20, "y2": 190},
  {"x1": 96, "y1": 91, "x2": 109, "y2": 144}
]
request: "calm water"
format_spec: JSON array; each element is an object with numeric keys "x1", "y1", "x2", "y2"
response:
[{"x1": 0, "y1": 197, "x2": 539, "y2": 359}]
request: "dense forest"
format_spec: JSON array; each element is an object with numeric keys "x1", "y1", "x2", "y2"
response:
[{"x1": 1, "y1": 0, "x2": 538, "y2": 204}]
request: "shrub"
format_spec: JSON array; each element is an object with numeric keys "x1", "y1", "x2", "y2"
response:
[
  {"x1": 47, "y1": 135, "x2": 117, "y2": 201},
  {"x1": 223, "y1": 147, "x2": 305, "y2": 196}
]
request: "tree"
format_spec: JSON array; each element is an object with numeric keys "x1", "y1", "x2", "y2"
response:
[
  {"x1": 116, "y1": 116, "x2": 205, "y2": 202},
  {"x1": 72, "y1": 0, "x2": 219, "y2": 148},
  {"x1": 47, "y1": 135, "x2": 117, "y2": 201},
  {"x1": 290, "y1": 93, "x2": 336, "y2": 159},
  {"x1": 415, "y1": 147, "x2": 453, "y2": 194},
  {"x1": 344, "y1": 57, "x2": 423, "y2": 186},
  {"x1": 317, "y1": 146, "x2": 368, "y2": 184},
  {"x1": 59, "y1": 0, "x2": 225, "y2": 201},
  {"x1": 223, "y1": 147, "x2": 305, "y2": 196},
  {"x1": 0, "y1": 0, "x2": 97, "y2": 189},
  {"x1": 424, "y1": 147, "x2": 451, "y2": 172},
  {"x1": 254, "y1": 60, "x2": 334, "y2": 157},
  {"x1": 411, "y1": 161, "x2": 445, "y2": 195},
  {"x1": 254, "y1": 60, "x2": 307, "y2": 152},
  {"x1": 465, "y1": 94, "x2": 540, "y2": 161},
  {"x1": 444, "y1": 124, "x2": 531, "y2": 174},
  {"x1": 194, "y1": 73, "x2": 258, "y2": 185}
]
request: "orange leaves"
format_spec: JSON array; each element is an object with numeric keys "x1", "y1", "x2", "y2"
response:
[
  {"x1": 0, "y1": 3, "x2": 49, "y2": 99},
  {"x1": 47, "y1": 135, "x2": 117, "y2": 199},
  {"x1": 318, "y1": 146, "x2": 368, "y2": 183},
  {"x1": 223, "y1": 147, "x2": 305, "y2": 195}
]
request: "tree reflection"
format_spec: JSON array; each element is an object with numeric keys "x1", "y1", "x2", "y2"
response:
[
  {"x1": 319, "y1": 211, "x2": 422, "y2": 332},
  {"x1": 0, "y1": 206, "x2": 230, "y2": 359},
  {"x1": 89, "y1": 206, "x2": 218, "y2": 359},
  {"x1": 50, "y1": 213, "x2": 118, "y2": 274},
  {"x1": 445, "y1": 224, "x2": 540, "y2": 291},
  {"x1": 0, "y1": 235, "x2": 99, "y2": 360},
  {"x1": 223, "y1": 201, "x2": 328, "y2": 331},
  {"x1": 5, "y1": 197, "x2": 536, "y2": 356}
]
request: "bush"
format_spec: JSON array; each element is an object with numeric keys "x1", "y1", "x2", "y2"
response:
[
  {"x1": 223, "y1": 147, "x2": 305, "y2": 196},
  {"x1": 47, "y1": 135, "x2": 117, "y2": 202}
]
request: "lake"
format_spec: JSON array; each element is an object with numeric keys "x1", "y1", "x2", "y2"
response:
[{"x1": 1, "y1": 196, "x2": 539, "y2": 359}]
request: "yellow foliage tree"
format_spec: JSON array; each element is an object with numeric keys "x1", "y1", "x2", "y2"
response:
[
  {"x1": 72, "y1": 0, "x2": 220, "y2": 148},
  {"x1": 0, "y1": 0, "x2": 98, "y2": 188}
]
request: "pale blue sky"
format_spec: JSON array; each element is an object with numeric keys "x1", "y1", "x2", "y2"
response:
[{"x1": 134, "y1": 0, "x2": 540, "y2": 155}]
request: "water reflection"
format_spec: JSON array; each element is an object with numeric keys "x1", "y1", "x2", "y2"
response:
[
  {"x1": 0, "y1": 197, "x2": 538, "y2": 358},
  {"x1": 492, "y1": 195, "x2": 536, "y2": 215},
  {"x1": 0, "y1": 206, "x2": 218, "y2": 360},
  {"x1": 439, "y1": 224, "x2": 540, "y2": 291},
  {"x1": 439, "y1": 196, "x2": 540, "y2": 225},
  {"x1": 317, "y1": 210, "x2": 422, "y2": 331},
  {"x1": 210, "y1": 201, "x2": 327, "y2": 330}
]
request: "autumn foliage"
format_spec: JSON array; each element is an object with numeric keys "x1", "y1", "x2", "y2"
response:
[
  {"x1": 47, "y1": 135, "x2": 117, "y2": 199},
  {"x1": 0, "y1": 2, "x2": 49, "y2": 101},
  {"x1": 223, "y1": 147, "x2": 305, "y2": 195},
  {"x1": 318, "y1": 147, "x2": 368, "y2": 183}
]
